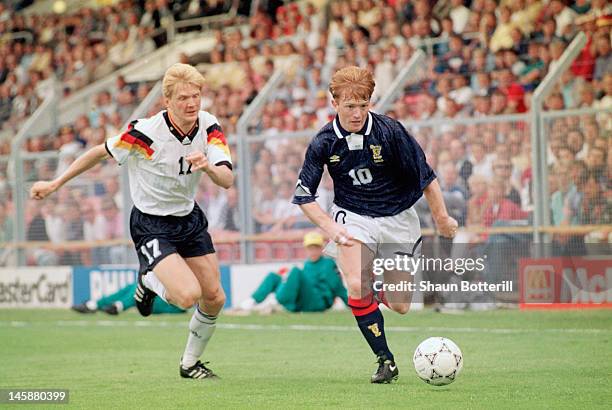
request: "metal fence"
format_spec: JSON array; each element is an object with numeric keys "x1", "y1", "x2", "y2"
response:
[
  {"x1": 1, "y1": 32, "x2": 610, "y2": 267},
  {"x1": 541, "y1": 107, "x2": 611, "y2": 247},
  {"x1": 1, "y1": 109, "x2": 609, "y2": 266}
]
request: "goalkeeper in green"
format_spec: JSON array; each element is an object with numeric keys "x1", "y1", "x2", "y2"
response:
[{"x1": 237, "y1": 232, "x2": 348, "y2": 313}]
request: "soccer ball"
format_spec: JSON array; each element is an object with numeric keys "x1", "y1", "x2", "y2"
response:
[{"x1": 413, "y1": 337, "x2": 463, "y2": 385}]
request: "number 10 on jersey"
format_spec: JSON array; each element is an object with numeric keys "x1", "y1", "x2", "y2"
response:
[{"x1": 348, "y1": 168, "x2": 372, "y2": 185}]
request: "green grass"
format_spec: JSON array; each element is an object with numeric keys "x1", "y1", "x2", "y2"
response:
[{"x1": 1, "y1": 309, "x2": 611, "y2": 409}]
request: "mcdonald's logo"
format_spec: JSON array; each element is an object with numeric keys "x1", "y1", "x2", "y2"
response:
[{"x1": 524, "y1": 265, "x2": 555, "y2": 302}]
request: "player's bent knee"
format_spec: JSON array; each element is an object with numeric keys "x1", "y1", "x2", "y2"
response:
[
  {"x1": 275, "y1": 291, "x2": 291, "y2": 306},
  {"x1": 173, "y1": 288, "x2": 202, "y2": 310},
  {"x1": 212, "y1": 292, "x2": 226, "y2": 310},
  {"x1": 389, "y1": 303, "x2": 410, "y2": 315},
  {"x1": 174, "y1": 296, "x2": 199, "y2": 310},
  {"x1": 346, "y1": 278, "x2": 366, "y2": 299},
  {"x1": 202, "y1": 288, "x2": 225, "y2": 310}
]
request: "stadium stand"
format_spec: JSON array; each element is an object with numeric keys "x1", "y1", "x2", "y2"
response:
[{"x1": 0, "y1": 0, "x2": 610, "y2": 267}]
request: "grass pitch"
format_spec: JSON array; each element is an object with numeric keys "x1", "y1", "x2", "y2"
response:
[{"x1": 1, "y1": 308, "x2": 611, "y2": 409}]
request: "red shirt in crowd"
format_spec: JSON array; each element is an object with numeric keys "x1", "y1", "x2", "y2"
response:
[
  {"x1": 571, "y1": 33, "x2": 595, "y2": 80},
  {"x1": 483, "y1": 199, "x2": 529, "y2": 227},
  {"x1": 498, "y1": 83, "x2": 527, "y2": 113}
]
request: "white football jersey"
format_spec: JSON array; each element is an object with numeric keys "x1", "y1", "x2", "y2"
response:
[{"x1": 105, "y1": 110, "x2": 232, "y2": 217}]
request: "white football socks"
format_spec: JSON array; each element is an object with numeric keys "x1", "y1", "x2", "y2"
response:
[
  {"x1": 181, "y1": 305, "x2": 217, "y2": 368},
  {"x1": 142, "y1": 271, "x2": 168, "y2": 303}
]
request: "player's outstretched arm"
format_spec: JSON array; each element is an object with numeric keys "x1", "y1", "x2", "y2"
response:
[
  {"x1": 299, "y1": 202, "x2": 355, "y2": 246},
  {"x1": 423, "y1": 179, "x2": 458, "y2": 239},
  {"x1": 30, "y1": 144, "x2": 110, "y2": 200}
]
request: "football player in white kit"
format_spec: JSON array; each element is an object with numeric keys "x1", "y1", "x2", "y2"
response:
[{"x1": 31, "y1": 63, "x2": 233, "y2": 380}]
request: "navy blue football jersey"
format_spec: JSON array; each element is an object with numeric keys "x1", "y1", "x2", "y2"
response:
[{"x1": 292, "y1": 112, "x2": 436, "y2": 217}]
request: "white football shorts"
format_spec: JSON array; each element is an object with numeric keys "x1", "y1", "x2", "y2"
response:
[{"x1": 325, "y1": 204, "x2": 422, "y2": 259}]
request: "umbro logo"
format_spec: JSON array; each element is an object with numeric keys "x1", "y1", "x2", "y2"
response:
[
  {"x1": 389, "y1": 365, "x2": 397, "y2": 372},
  {"x1": 329, "y1": 155, "x2": 340, "y2": 163}
]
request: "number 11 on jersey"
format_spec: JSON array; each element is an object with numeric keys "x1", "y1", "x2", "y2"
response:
[{"x1": 178, "y1": 157, "x2": 193, "y2": 175}]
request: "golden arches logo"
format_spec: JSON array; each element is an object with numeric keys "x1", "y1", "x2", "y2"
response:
[{"x1": 524, "y1": 265, "x2": 554, "y2": 301}]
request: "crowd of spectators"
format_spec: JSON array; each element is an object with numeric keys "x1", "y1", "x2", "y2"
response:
[
  {"x1": 23, "y1": 76, "x2": 153, "y2": 168},
  {"x1": 0, "y1": 0, "x2": 246, "y2": 136},
  {"x1": 240, "y1": 0, "x2": 610, "y2": 242},
  {"x1": 0, "y1": 0, "x2": 244, "y2": 265},
  {"x1": 0, "y1": 0, "x2": 610, "y2": 266},
  {"x1": 0, "y1": 74, "x2": 152, "y2": 265}
]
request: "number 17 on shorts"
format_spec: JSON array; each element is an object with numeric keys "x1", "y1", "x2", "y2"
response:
[{"x1": 140, "y1": 238, "x2": 162, "y2": 265}]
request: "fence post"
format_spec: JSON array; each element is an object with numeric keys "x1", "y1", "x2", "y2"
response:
[
  {"x1": 530, "y1": 32, "x2": 586, "y2": 249},
  {"x1": 374, "y1": 49, "x2": 426, "y2": 114},
  {"x1": 236, "y1": 68, "x2": 286, "y2": 263},
  {"x1": 9, "y1": 80, "x2": 60, "y2": 265},
  {"x1": 235, "y1": 131, "x2": 249, "y2": 263}
]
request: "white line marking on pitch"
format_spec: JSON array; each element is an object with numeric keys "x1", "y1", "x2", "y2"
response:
[{"x1": 0, "y1": 320, "x2": 610, "y2": 334}]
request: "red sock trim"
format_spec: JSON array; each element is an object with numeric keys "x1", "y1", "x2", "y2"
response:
[{"x1": 348, "y1": 296, "x2": 378, "y2": 316}]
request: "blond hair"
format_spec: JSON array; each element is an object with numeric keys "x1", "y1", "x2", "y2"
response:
[
  {"x1": 162, "y1": 63, "x2": 205, "y2": 99},
  {"x1": 329, "y1": 66, "x2": 375, "y2": 102}
]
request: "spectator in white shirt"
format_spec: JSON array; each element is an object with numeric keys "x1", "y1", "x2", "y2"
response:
[{"x1": 449, "y1": 0, "x2": 471, "y2": 34}]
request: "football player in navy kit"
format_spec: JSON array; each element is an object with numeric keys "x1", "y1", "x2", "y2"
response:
[
  {"x1": 293, "y1": 66, "x2": 458, "y2": 383},
  {"x1": 31, "y1": 63, "x2": 233, "y2": 380}
]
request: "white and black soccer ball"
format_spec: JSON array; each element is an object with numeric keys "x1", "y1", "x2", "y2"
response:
[{"x1": 413, "y1": 337, "x2": 463, "y2": 386}]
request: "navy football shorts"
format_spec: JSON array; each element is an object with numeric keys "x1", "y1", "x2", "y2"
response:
[{"x1": 130, "y1": 202, "x2": 215, "y2": 275}]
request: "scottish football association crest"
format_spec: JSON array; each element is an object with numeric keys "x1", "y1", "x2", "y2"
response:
[{"x1": 370, "y1": 145, "x2": 383, "y2": 163}]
